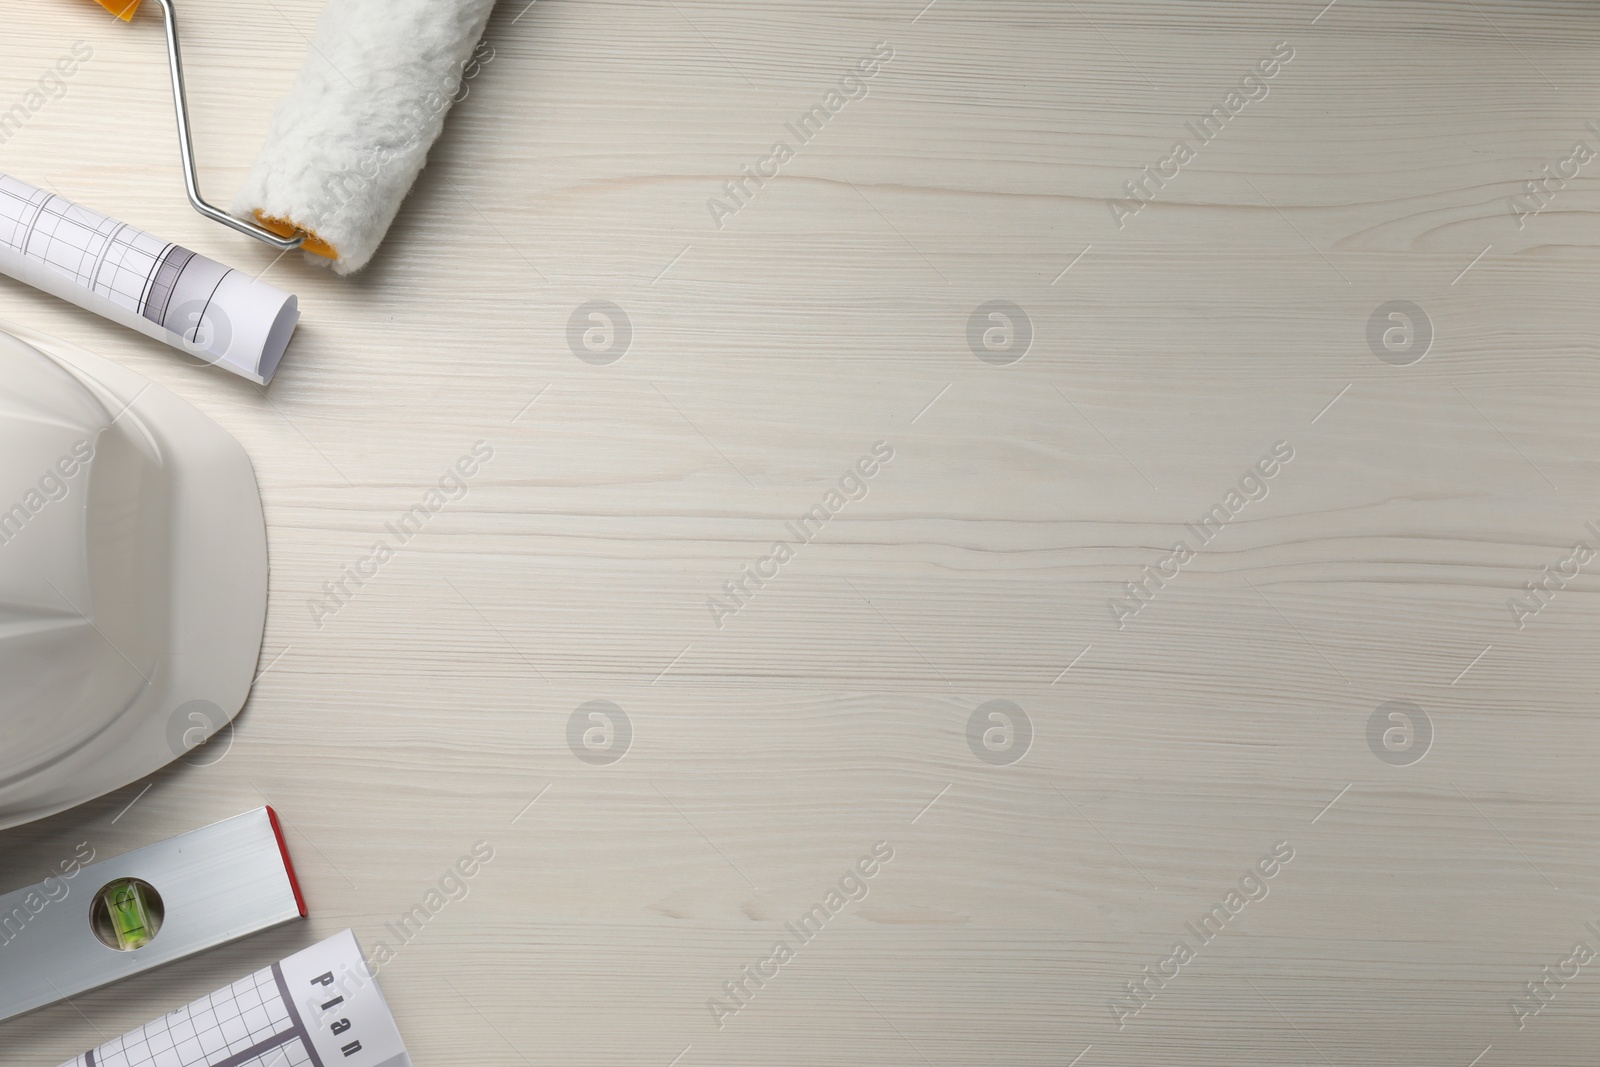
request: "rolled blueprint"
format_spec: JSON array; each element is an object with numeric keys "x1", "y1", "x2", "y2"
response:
[
  {"x1": 57, "y1": 929, "x2": 413, "y2": 1067},
  {"x1": 0, "y1": 172, "x2": 299, "y2": 385}
]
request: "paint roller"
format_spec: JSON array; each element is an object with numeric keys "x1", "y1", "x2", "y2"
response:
[{"x1": 95, "y1": 0, "x2": 496, "y2": 274}]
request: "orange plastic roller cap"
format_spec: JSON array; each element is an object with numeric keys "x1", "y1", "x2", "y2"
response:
[
  {"x1": 254, "y1": 213, "x2": 339, "y2": 261},
  {"x1": 93, "y1": 0, "x2": 142, "y2": 21}
]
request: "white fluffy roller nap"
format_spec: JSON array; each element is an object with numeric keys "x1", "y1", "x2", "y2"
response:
[{"x1": 231, "y1": 0, "x2": 497, "y2": 274}]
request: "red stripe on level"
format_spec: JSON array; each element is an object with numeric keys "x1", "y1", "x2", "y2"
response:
[{"x1": 265, "y1": 806, "x2": 309, "y2": 917}]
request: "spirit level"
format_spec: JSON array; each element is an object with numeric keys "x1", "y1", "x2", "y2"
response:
[{"x1": 0, "y1": 806, "x2": 307, "y2": 1023}]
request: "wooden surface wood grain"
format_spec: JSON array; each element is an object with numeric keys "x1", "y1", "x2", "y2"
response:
[{"x1": 5, "y1": 1, "x2": 1600, "y2": 1063}]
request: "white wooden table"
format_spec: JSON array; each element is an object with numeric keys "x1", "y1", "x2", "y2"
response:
[{"x1": 4, "y1": 1, "x2": 1600, "y2": 1063}]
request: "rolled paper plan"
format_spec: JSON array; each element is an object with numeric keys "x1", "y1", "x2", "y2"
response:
[
  {"x1": 55, "y1": 930, "x2": 414, "y2": 1067},
  {"x1": 0, "y1": 172, "x2": 300, "y2": 384}
]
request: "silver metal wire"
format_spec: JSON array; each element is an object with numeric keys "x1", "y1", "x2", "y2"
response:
[{"x1": 149, "y1": 0, "x2": 305, "y2": 251}]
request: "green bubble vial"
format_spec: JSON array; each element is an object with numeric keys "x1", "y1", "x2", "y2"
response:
[{"x1": 102, "y1": 879, "x2": 156, "y2": 951}]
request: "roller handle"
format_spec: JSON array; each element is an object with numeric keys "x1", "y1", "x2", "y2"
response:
[{"x1": 90, "y1": 0, "x2": 307, "y2": 252}]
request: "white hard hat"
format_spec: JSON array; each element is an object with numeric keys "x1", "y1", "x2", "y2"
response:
[{"x1": 0, "y1": 327, "x2": 267, "y2": 830}]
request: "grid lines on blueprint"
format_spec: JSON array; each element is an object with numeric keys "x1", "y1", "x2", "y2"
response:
[
  {"x1": 0, "y1": 173, "x2": 174, "y2": 319},
  {"x1": 74, "y1": 964, "x2": 324, "y2": 1067}
]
